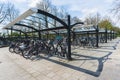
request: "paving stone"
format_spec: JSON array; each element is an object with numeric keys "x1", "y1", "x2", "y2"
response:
[
  {"x1": 0, "y1": 37, "x2": 120, "y2": 80},
  {"x1": 46, "y1": 72, "x2": 56, "y2": 78}
]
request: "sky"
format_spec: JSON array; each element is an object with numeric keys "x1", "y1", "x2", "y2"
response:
[{"x1": 0, "y1": 0, "x2": 119, "y2": 29}]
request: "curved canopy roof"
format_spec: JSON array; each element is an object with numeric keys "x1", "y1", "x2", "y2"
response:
[
  {"x1": 3, "y1": 8, "x2": 110, "y2": 34},
  {"x1": 3, "y1": 8, "x2": 68, "y2": 33}
]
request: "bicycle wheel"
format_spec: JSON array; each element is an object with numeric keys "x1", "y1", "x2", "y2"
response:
[
  {"x1": 9, "y1": 47, "x2": 14, "y2": 53},
  {"x1": 14, "y1": 47, "x2": 21, "y2": 54},
  {"x1": 22, "y1": 50, "x2": 29, "y2": 58},
  {"x1": 48, "y1": 44, "x2": 55, "y2": 55},
  {"x1": 54, "y1": 45, "x2": 60, "y2": 56}
]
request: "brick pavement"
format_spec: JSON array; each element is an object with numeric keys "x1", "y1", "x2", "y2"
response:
[{"x1": 0, "y1": 37, "x2": 120, "y2": 80}]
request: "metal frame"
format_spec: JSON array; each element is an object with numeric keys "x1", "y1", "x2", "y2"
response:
[
  {"x1": 3, "y1": 8, "x2": 116, "y2": 60},
  {"x1": 3, "y1": 8, "x2": 75, "y2": 60}
]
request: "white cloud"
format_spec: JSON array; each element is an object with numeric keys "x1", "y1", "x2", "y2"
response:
[
  {"x1": 79, "y1": 8, "x2": 99, "y2": 20},
  {"x1": 51, "y1": 0, "x2": 75, "y2": 6},
  {"x1": 69, "y1": 5, "x2": 81, "y2": 12},
  {"x1": 28, "y1": 0, "x2": 42, "y2": 8},
  {"x1": 0, "y1": 0, "x2": 25, "y2": 3},
  {"x1": 105, "y1": 0, "x2": 114, "y2": 3},
  {"x1": 0, "y1": 0, "x2": 119, "y2": 27},
  {"x1": 81, "y1": 8, "x2": 98, "y2": 14},
  {"x1": 0, "y1": 0, "x2": 7, "y2": 2}
]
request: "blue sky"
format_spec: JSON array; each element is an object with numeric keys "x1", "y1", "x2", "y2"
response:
[{"x1": 0, "y1": 0, "x2": 119, "y2": 27}]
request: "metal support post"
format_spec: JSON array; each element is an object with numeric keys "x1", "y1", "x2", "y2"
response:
[
  {"x1": 87, "y1": 32, "x2": 89, "y2": 41},
  {"x1": 11, "y1": 27, "x2": 13, "y2": 41},
  {"x1": 96, "y1": 25, "x2": 99, "y2": 47},
  {"x1": 113, "y1": 31, "x2": 115, "y2": 39},
  {"x1": 25, "y1": 33, "x2": 28, "y2": 39},
  {"x1": 105, "y1": 28, "x2": 107, "y2": 43},
  {"x1": 11, "y1": 27, "x2": 13, "y2": 38},
  {"x1": 110, "y1": 30, "x2": 112, "y2": 41},
  {"x1": 20, "y1": 31, "x2": 21, "y2": 40},
  {"x1": 67, "y1": 15, "x2": 72, "y2": 60},
  {"x1": 38, "y1": 31, "x2": 41, "y2": 40}
]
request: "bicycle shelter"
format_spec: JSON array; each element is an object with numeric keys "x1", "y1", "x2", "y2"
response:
[
  {"x1": 72, "y1": 25, "x2": 116, "y2": 46},
  {"x1": 3, "y1": 8, "x2": 84, "y2": 60},
  {"x1": 3, "y1": 8, "x2": 116, "y2": 60}
]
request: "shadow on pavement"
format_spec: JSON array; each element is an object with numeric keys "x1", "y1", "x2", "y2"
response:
[
  {"x1": 31, "y1": 51, "x2": 112, "y2": 77},
  {"x1": 25, "y1": 39, "x2": 120, "y2": 77},
  {"x1": 99, "y1": 40, "x2": 119, "y2": 50}
]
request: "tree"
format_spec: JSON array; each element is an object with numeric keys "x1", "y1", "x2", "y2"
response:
[
  {"x1": 36, "y1": 0, "x2": 52, "y2": 28},
  {"x1": 112, "y1": 26, "x2": 120, "y2": 35},
  {"x1": 59, "y1": 7, "x2": 68, "y2": 18},
  {"x1": 71, "y1": 16, "x2": 81, "y2": 24},
  {"x1": 51, "y1": 6, "x2": 58, "y2": 27},
  {"x1": 36, "y1": 0, "x2": 51, "y2": 12},
  {"x1": 111, "y1": 0, "x2": 120, "y2": 21},
  {"x1": 0, "y1": 3, "x2": 7, "y2": 24},
  {"x1": 0, "y1": 2, "x2": 19, "y2": 38},
  {"x1": 36, "y1": 0, "x2": 53, "y2": 38},
  {"x1": 84, "y1": 13, "x2": 101, "y2": 25},
  {"x1": 0, "y1": 2, "x2": 19, "y2": 24},
  {"x1": 6, "y1": 2, "x2": 19, "y2": 22},
  {"x1": 98, "y1": 19, "x2": 113, "y2": 30}
]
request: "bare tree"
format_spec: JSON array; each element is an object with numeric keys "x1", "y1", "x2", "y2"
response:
[
  {"x1": 0, "y1": 2, "x2": 19, "y2": 37},
  {"x1": 36, "y1": 0, "x2": 53, "y2": 39},
  {"x1": 84, "y1": 13, "x2": 101, "y2": 25},
  {"x1": 36, "y1": 0, "x2": 51, "y2": 12},
  {"x1": 59, "y1": 7, "x2": 68, "y2": 19},
  {"x1": 0, "y1": 3, "x2": 7, "y2": 24},
  {"x1": 72, "y1": 16, "x2": 81, "y2": 24},
  {"x1": 95, "y1": 13, "x2": 101, "y2": 25},
  {"x1": 0, "y1": 2, "x2": 19, "y2": 24},
  {"x1": 36, "y1": 0, "x2": 70, "y2": 29},
  {"x1": 50, "y1": 6, "x2": 69, "y2": 26},
  {"x1": 51, "y1": 6, "x2": 58, "y2": 27},
  {"x1": 36, "y1": 0, "x2": 52, "y2": 28},
  {"x1": 6, "y1": 2, "x2": 19, "y2": 22},
  {"x1": 112, "y1": 0, "x2": 120, "y2": 21}
]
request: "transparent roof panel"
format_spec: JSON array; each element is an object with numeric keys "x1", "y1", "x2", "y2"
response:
[
  {"x1": 74, "y1": 25, "x2": 96, "y2": 32},
  {"x1": 4, "y1": 8, "x2": 67, "y2": 33}
]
